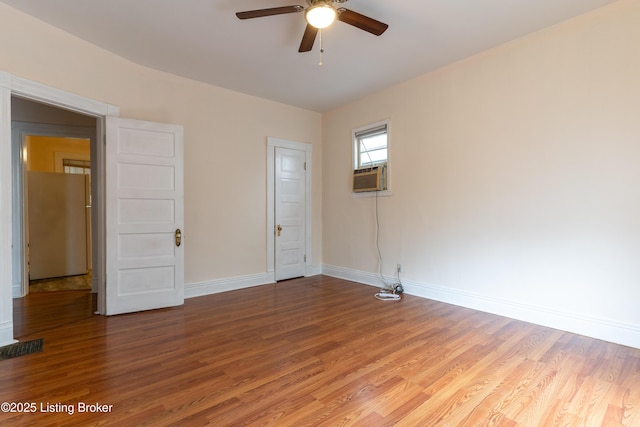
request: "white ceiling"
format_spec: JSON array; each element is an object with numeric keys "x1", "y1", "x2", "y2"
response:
[{"x1": 2, "y1": 0, "x2": 618, "y2": 112}]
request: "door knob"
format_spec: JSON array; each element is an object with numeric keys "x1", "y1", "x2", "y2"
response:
[
  {"x1": 276, "y1": 224, "x2": 282, "y2": 237},
  {"x1": 175, "y1": 228, "x2": 182, "y2": 247}
]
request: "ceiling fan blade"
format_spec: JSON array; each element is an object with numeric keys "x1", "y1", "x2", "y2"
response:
[
  {"x1": 337, "y1": 8, "x2": 389, "y2": 36},
  {"x1": 298, "y1": 24, "x2": 318, "y2": 52},
  {"x1": 236, "y1": 5, "x2": 303, "y2": 20}
]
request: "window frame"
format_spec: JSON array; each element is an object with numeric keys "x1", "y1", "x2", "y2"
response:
[
  {"x1": 353, "y1": 120, "x2": 389, "y2": 170},
  {"x1": 63, "y1": 158, "x2": 91, "y2": 175},
  {"x1": 351, "y1": 120, "x2": 391, "y2": 196}
]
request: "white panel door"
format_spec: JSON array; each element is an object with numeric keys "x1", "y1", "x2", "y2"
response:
[
  {"x1": 105, "y1": 117, "x2": 183, "y2": 315},
  {"x1": 275, "y1": 147, "x2": 306, "y2": 281}
]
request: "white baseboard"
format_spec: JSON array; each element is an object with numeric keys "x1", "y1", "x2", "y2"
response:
[
  {"x1": 184, "y1": 266, "x2": 322, "y2": 299},
  {"x1": 322, "y1": 264, "x2": 640, "y2": 349},
  {"x1": 306, "y1": 264, "x2": 323, "y2": 277},
  {"x1": 12, "y1": 283, "x2": 21, "y2": 298},
  {"x1": 185, "y1": 272, "x2": 275, "y2": 299},
  {"x1": 322, "y1": 264, "x2": 393, "y2": 289},
  {"x1": 0, "y1": 320, "x2": 17, "y2": 347}
]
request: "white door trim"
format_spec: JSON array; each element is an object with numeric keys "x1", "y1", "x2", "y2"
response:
[
  {"x1": 0, "y1": 76, "x2": 14, "y2": 346},
  {"x1": 0, "y1": 70, "x2": 119, "y2": 346},
  {"x1": 266, "y1": 137, "x2": 312, "y2": 279},
  {"x1": 5, "y1": 73, "x2": 119, "y2": 117}
]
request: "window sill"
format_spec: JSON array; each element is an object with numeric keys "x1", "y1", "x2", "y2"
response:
[{"x1": 351, "y1": 190, "x2": 392, "y2": 199}]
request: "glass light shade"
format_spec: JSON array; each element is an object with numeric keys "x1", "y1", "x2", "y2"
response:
[{"x1": 306, "y1": 5, "x2": 336, "y2": 29}]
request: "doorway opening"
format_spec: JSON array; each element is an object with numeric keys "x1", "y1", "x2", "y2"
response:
[
  {"x1": 266, "y1": 137, "x2": 312, "y2": 282},
  {"x1": 11, "y1": 97, "x2": 100, "y2": 336}
]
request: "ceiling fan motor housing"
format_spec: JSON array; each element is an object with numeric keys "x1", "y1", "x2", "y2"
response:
[{"x1": 306, "y1": 1, "x2": 338, "y2": 29}]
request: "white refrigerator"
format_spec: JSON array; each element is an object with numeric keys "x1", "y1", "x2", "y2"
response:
[{"x1": 27, "y1": 171, "x2": 88, "y2": 280}]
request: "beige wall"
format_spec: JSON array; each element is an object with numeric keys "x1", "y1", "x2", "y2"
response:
[
  {"x1": 323, "y1": 0, "x2": 640, "y2": 335},
  {"x1": 0, "y1": 3, "x2": 322, "y2": 284}
]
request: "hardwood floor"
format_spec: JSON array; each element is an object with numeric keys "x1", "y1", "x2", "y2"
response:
[
  {"x1": 1, "y1": 275, "x2": 639, "y2": 426},
  {"x1": 12, "y1": 290, "x2": 95, "y2": 338}
]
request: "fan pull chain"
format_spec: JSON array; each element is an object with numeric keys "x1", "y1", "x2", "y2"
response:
[{"x1": 318, "y1": 29, "x2": 324, "y2": 67}]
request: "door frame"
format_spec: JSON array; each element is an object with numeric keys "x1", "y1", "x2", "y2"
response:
[
  {"x1": 0, "y1": 71, "x2": 119, "y2": 345},
  {"x1": 266, "y1": 137, "x2": 312, "y2": 280}
]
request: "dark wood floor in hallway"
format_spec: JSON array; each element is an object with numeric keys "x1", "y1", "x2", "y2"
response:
[{"x1": 1, "y1": 275, "x2": 639, "y2": 426}]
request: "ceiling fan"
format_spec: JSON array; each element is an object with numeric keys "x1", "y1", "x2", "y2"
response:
[{"x1": 236, "y1": 0, "x2": 389, "y2": 53}]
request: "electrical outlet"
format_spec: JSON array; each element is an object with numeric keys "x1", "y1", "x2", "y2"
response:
[{"x1": 397, "y1": 263, "x2": 403, "y2": 273}]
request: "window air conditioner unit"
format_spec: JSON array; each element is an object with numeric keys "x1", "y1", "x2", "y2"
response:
[{"x1": 353, "y1": 164, "x2": 387, "y2": 192}]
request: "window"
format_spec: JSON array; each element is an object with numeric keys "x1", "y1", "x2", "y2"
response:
[
  {"x1": 352, "y1": 121, "x2": 390, "y2": 193},
  {"x1": 354, "y1": 122, "x2": 388, "y2": 169},
  {"x1": 63, "y1": 158, "x2": 91, "y2": 175}
]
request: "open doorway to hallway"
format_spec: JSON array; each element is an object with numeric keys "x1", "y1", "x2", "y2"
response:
[
  {"x1": 11, "y1": 97, "x2": 99, "y2": 335},
  {"x1": 26, "y1": 134, "x2": 92, "y2": 293}
]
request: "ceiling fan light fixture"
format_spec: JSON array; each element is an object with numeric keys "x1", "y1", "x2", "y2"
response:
[{"x1": 306, "y1": 3, "x2": 336, "y2": 29}]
